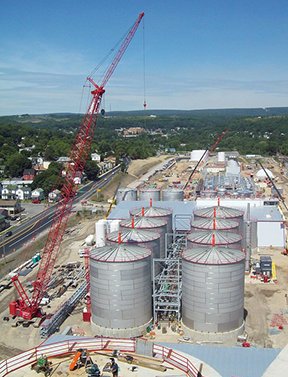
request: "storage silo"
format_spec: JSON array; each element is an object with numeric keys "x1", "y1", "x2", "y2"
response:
[
  {"x1": 116, "y1": 187, "x2": 137, "y2": 204},
  {"x1": 120, "y1": 216, "x2": 167, "y2": 258},
  {"x1": 162, "y1": 189, "x2": 184, "y2": 202},
  {"x1": 95, "y1": 219, "x2": 107, "y2": 247},
  {"x1": 106, "y1": 229, "x2": 161, "y2": 276},
  {"x1": 187, "y1": 230, "x2": 242, "y2": 249},
  {"x1": 90, "y1": 243, "x2": 152, "y2": 337},
  {"x1": 130, "y1": 204, "x2": 173, "y2": 234},
  {"x1": 182, "y1": 246, "x2": 245, "y2": 341},
  {"x1": 191, "y1": 217, "x2": 239, "y2": 232},
  {"x1": 139, "y1": 188, "x2": 161, "y2": 202},
  {"x1": 194, "y1": 205, "x2": 244, "y2": 220}
]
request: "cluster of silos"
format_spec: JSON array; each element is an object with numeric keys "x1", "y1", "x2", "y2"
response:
[
  {"x1": 90, "y1": 201, "x2": 172, "y2": 336},
  {"x1": 90, "y1": 243, "x2": 152, "y2": 337},
  {"x1": 181, "y1": 203, "x2": 246, "y2": 341},
  {"x1": 116, "y1": 187, "x2": 184, "y2": 203}
]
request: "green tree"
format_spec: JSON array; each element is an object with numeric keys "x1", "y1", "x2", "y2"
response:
[
  {"x1": 84, "y1": 160, "x2": 100, "y2": 181},
  {"x1": 31, "y1": 162, "x2": 63, "y2": 196},
  {"x1": 5, "y1": 153, "x2": 32, "y2": 178}
]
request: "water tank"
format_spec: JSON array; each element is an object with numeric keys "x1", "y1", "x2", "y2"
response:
[
  {"x1": 218, "y1": 151, "x2": 225, "y2": 162},
  {"x1": 120, "y1": 217, "x2": 168, "y2": 258},
  {"x1": 192, "y1": 218, "x2": 239, "y2": 232},
  {"x1": 187, "y1": 230, "x2": 242, "y2": 249},
  {"x1": 95, "y1": 219, "x2": 107, "y2": 247},
  {"x1": 116, "y1": 188, "x2": 137, "y2": 204},
  {"x1": 108, "y1": 219, "x2": 121, "y2": 233},
  {"x1": 139, "y1": 188, "x2": 161, "y2": 202},
  {"x1": 182, "y1": 247, "x2": 245, "y2": 338},
  {"x1": 130, "y1": 205, "x2": 173, "y2": 233},
  {"x1": 90, "y1": 243, "x2": 152, "y2": 337},
  {"x1": 162, "y1": 189, "x2": 184, "y2": 202}
]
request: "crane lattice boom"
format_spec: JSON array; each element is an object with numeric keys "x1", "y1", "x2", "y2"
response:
[{"x1": 11, "y1": 12, "x2": 144, "y2": 320}]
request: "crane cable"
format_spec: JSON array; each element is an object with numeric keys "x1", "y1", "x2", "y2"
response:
[{"x1": 142, "y1": 17, "x2": 147, "y2": 110}]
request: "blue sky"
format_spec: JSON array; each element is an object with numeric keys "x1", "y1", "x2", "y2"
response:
[{"x1": 1, "y1": 0, "x2": 288, "y2": 115}]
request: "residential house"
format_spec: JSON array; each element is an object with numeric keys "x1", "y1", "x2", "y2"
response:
[
  {"x1": 48, "y1": 189, "x2": 61, "y2": 203},
  {"x1": 57, "y1": 157, "x2": 71, "y2": 163},
  {"x1": 31, "y1": 188, "x2": 45, "y2": 200},
  {"x1": 1, "y1": 186, "x2": 17, "y2": 200},
  {"x1": 16, "y1": 187, "x2": 32, "y2": 200},
  {"x1": 91, "y1": 153, "x2": 101, "y2": 162},
  {"x1": 123, "y1": 127, "x2": 145, "y2": 137},
  {"x1": 73, "y1": 172, "x2": 83, "y2": 185},
  {"x1": 23, "y1": 168, "x2": 36, "y2": 181},
  {"x1": 1, "y1": 179, "x2": 33, "y2": 187},
  {"x1": 0, "y1": 199, "x2": 22, "y2": 215},
  {"x1": 103, "y1": 156, "x2": 116, "y2": 170}
]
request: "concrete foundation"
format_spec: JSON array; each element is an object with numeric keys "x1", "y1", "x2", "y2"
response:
[
  {"x1": 91, "y1": 318, "x2": 152, "y2": 338},
  {"x1": 182, "y1": 321, "x2": 245, "y2": 344}
]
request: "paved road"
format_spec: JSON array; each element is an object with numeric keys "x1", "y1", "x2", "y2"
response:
[{"x1": 0, "y1": 167, "x2": 119, "y2": 257}]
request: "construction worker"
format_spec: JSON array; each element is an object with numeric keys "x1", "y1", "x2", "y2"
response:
[{"x1": 110, "y1": 358, "x2": 119, "y2": 377}]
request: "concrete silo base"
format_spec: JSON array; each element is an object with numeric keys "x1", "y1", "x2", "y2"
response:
[
  {"x1": 91, "y1": 318, "x2": 152, "y2": 338},
  {"x1": 181, "y1": 321, "x2": 245, "y2": 344}
]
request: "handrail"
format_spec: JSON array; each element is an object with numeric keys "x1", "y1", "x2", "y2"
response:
[{"x1": 0, "y1": 337, "x2": 201, "y2": 377}]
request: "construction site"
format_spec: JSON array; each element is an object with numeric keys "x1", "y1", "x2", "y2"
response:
[{"x1": 1, "y1": 11, "x2": 288, "y2": 377}]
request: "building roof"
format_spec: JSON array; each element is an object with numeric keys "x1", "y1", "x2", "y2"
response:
[
  {"x1": 160, "y1": 343, "x2": 280, "y2": 377},
  {"x1": 0, "y1": 199, "x2": 19, "y2": 206},
  {"x1": 256, "y1": 168, "x2": 274, "y2": 179}
]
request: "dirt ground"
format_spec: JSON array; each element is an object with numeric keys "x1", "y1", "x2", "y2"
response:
[
  {"x1": 245, "y1": 248, "x2": 288, "y2": 348},
  {"x1": 2, "y1": 154, "x2": 288, "y2": 366}
]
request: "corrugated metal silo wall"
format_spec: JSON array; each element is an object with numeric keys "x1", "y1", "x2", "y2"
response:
[
  {"x1": 139, "y1": 189, "x2": 161, "y2": 201},
  {"x1": 162, "y1": 190, "x2": 184, "y2": 201},
  {"x1": 182, "y1": 259, "x2": 245, "y2": 332},
  {"x1": 116, "y1": 188, "x2": 137, "y2": 204},
  {"x1": 90, "y1": 258, "x2": 152, "y2": 330}
]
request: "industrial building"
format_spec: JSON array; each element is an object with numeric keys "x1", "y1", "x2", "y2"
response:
[{"x1": 87, "y1": 188, "x2": 285, "y2": 343}]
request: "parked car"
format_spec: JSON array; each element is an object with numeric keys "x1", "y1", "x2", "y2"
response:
[{"x1": 32, "y1": 199, "x2": 41, "y2": 204}]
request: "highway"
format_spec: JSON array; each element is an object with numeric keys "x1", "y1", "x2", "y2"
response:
[{"x1": 0, "y1": 167, "x2": 119, "y2": 258}]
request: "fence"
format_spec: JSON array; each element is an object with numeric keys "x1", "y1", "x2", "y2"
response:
[{"x1": 0, "y1": 337, "x2": 201, "y2": 377}]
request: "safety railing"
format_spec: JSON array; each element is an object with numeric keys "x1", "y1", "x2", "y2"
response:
[
  {"x1": 153, "y1": 343, "x2": 201, "y2": 377},
  {"x1": 0, "y1": 338, "x2": 201, "y2": 377}
]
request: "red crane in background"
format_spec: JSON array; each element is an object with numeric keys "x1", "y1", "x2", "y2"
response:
[
  {"x1": 183, "y1": 129, "x2": 228, "y2": 191},
  {"x1": 209, "y1": 128, "x2": 228, "y2": 153},
  {"x1": 10, "y1": 12, "x2": 144, "y2": 320}
]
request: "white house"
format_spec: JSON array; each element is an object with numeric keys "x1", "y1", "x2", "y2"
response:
[
  {"x1": 31, "y1": 188, "x2": 45, "y2": 200},
  {"x1": 48, "y1": 189, "x2": 61, "y2": 203},
  {"x1": 16, "y1": 187, "x2": 32, "y2": 200},
  {"x1": 91, "y1": 153, "x2": 101, "y2": 162}
]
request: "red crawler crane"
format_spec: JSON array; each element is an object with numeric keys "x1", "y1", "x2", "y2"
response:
[{"x1": 9, "y1": 12, "x2": 144, "y2": 320}]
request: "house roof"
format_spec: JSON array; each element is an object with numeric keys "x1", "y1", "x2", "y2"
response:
[
  {"x1": 23, "y1": 168, "x2": 35, "y2": 175},
  {"x1": 0, "y1": 199, "x2": 19, "y2": 206}
]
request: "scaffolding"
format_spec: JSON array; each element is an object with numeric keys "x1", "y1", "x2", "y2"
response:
[{"x1": 152, "y1": 233, "x2": 187, "y2": 323}]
